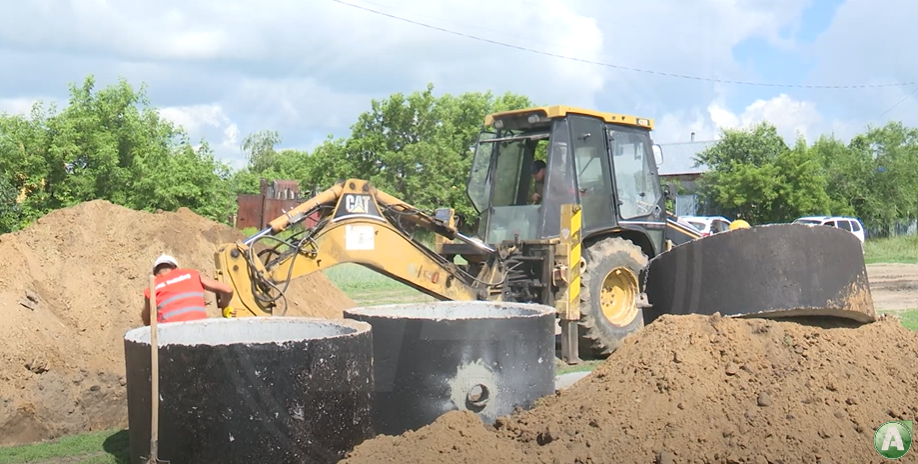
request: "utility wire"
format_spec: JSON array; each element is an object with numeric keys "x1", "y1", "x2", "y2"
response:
[
  {"x1": 331, "y1": 0, "x2": 915, "y2": 90},
  {"x1": 879, "y1": 85, "x2": 918, "y2": 117}
]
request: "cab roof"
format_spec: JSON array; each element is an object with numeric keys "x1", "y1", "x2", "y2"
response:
[{"x1": 484, "y1": 105, "x2": 654, "y2": 130}]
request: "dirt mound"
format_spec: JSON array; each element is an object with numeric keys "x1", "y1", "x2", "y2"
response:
[
  {"x1": 340, "y1": 410, "x2": 529, "y2": 464},
  {"x1": 0, "y1": 200, "x2": 355, "y2": 446},
  {"x1": 341, "y1": 313, "x2": 918, "y2": 464}
]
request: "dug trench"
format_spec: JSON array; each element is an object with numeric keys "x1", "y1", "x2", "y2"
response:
[
  {"x1": 0, "y1": 200, "x2": 356, "y2": 446},
  {"x1": 339, "y1": 313, "x2": 918, "y2": 464}
]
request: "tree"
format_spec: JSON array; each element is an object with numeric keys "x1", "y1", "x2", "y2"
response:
[
  {"x1": 305, "y1": 83, "x2": 536, "y2": 222},
  {"x1": 809, "y1": 134, "x2": 868, "y2": 218},
  {"x1": 242, "y1": 130, "x2": 282, "y2": 175},
  {"x1": 694, "y1": 122, "x2": 832, "y2": 224},
  {"x1": 846, "y1": 122, "x2": 918, "y2": 232},
  {"x1": 0, "y1": 173, "x2": 21, "y2": 233},
  {"x1": 0, "y1": 75, "x2": 236, "y2": 227}
]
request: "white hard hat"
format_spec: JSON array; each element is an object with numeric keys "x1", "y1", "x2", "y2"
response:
[{"x1": 153, "y1": 254, "x2": 178, "y2": 272}]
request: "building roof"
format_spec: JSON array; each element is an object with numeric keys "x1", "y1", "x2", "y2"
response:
[{"x1": 657, "y1": 140, "x2": 719, "y2": 176}]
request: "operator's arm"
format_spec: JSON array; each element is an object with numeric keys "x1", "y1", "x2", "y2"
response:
[
  {"x1": 201, "y1": 275, "x2": 234, "y2": 309},
  {"x1": 141, "y1": 297, "x2": 151, "y2": 326}
]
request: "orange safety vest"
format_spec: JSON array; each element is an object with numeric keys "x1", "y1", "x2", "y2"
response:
[{"x1": 143, "y1": 268, "x2": 208, "y2": 323}]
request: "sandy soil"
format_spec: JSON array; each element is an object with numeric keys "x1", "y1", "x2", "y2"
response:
[
  {"x1": 340, "y1": 264, "x2": 918, "y2": 464},
  {"x1": 867, "y1": 263, "x2": 918, "y2": 312},
  {"x1": 341, "y1": 313, "x2": 918, "y2": 464},
  {"x1": 0, "y1": 200, "x2": 355, "y2": 446}
]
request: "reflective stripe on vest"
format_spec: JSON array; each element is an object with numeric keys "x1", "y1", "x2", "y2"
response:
[
  {"x1": 157, "y1": 291, "x2": 207, "y2": 322},
  {"x1": 151, "y1": 269, "x2": 209, "y2": 323}
]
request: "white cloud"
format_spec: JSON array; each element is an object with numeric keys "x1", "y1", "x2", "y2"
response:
[
  {"x1": 710, "y1": 94, "x2": 823, "y2": 143},
  {"x1": 0, "y1": 0, "x2": 905, "y2": 166},
  {"x1": 654, "y1": 92, "x2": 872, "y2": 147},
  {"x1": 0, "y1": 96, "x2": 65, "y2": 116},
  {"x1": 0, "y1": 98, "x2": 40, "y2": 115},
  {"x1": 653, "y1": 109, "x2": 722, "y2": 144},
  {"x1": 158, "y1": 104, "x2": 230, "y2": 133}
]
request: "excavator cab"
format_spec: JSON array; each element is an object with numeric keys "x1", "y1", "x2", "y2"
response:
[
  {"x1": 465, "y1": 106, "x2": 690, "y2": 252},
  {"x1": 452, "y1": 106, "x2": 706, "y2": 359}
]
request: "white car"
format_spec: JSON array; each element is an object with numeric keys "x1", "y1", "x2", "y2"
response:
[
  {"x1": 681, "y1": 216, "x2": 733, "y2": 237},
  {"x1": 792, "y1": 216, "x2": 866, "y2": 244}
]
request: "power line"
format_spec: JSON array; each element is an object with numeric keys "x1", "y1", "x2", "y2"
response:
[
  {"x1": 331, "y1": 0, "x2": 915, "y2": 90},
  {"x1": 879, "y1": 86, "x2": 918, "y2": 117}
]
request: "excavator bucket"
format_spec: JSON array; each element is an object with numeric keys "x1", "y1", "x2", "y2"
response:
[{"x1": 642, "y1": 223, "x2": 876, "y2": 325}]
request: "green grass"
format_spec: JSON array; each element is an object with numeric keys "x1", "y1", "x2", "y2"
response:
[
  {"x1": 864, "y1": 235, "x2": 918, "y2": 264},
  {"x1": 556, "y1": 358, "x2": 604, "y2": 375},
  {"x1": 896, "y1": 311, "x2": 918, "y2": 331},
  {"x1": 241, "y1": 224, "x2": 445, "y2": 307},
  {"x1": 878, "y1": 309, "x2": 918, "y2": 331},
  {"x1": 0, "y1": 430, "x2": 127, "y2": 464},
  {"x1": 322, "y1": 263, "x2": 435, "y2": 306}
]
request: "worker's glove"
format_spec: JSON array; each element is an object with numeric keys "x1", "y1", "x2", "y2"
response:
[{"x1": 222, "y1": 306, "x2": 237, "y2": 318}]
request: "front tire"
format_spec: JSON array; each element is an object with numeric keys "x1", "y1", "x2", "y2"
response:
[{"x1": 579, "y1": 237, "x2": 648, "y2": 357}]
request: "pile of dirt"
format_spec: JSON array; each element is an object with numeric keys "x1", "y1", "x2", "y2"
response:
[
  {"x1": 0, "y1": 200, "x2": 355, "y2": 446},
  {"x1": 341, "y1": 313, "x2": 918, "y2": 464}
]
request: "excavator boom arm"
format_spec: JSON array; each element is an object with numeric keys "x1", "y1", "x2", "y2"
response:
[{"x1": 215, "y1": 179, "x2": 502, "y2": 317}]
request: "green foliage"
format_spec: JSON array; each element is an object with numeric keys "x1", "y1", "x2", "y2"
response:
[
  {"x1": 0, "y1": 75, "x2": 235, "y2": 229},
  {"x1": 303, "y1": 83, "x2": 536, "y2": 221},
  {"x1": 229, "y1": 130, "x2": 317, "y2": 196},
  {"x1": 694, "y1": 123, "x2": 832, "y2": 224},
  {"x1": 694, "y1": 120, "x2": 918, "y2": 234},
  {"x1": 0, "y1": 174, "x2": 22, "y2": 233}
]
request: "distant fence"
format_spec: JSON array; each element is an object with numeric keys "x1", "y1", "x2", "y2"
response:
[
  {"x1": 865, "y1": 219, "x2": 918, "y2": 239},
  {"x1": 234, "y1": 194, "x2": 320, "y2": 231}
]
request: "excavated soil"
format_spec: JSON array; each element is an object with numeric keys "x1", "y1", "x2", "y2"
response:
[
  {"x1": 0, "y1": 200, "x2": 355, "y2": 446},
  {"x1": 341, "y1": 313, "x2": 918, "y2": 464}
]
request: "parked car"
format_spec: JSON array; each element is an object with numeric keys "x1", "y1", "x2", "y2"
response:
[
  {"x1": 792, "y1": 216, "x2": 866, "y2": 244},
  {"x1": 681, "y1": 216, "x2": 733, "y2": 237}
]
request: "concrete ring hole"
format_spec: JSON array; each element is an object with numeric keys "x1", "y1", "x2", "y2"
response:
[
  {"x1": 343, "y1": 301, "x2": 555, "y2": 320},
  {"x1": 123, "y1": 317, "x2": 371, "y2": 347},
  {"x1": 466, "y1": 383, "x2": 490, "y2": 410}
]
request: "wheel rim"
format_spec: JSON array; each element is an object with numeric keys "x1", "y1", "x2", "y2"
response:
[{"x1": 599, "y1": 267, "x2": 639, "y2": 327}]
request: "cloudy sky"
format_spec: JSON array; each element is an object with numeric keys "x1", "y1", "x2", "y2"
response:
[{"x1": 0, "y1": 0, "x2": 914, "y2": 169}]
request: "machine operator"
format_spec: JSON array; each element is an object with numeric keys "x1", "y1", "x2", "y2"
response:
[{"x1": 531, "y1": 159, "x2": 546, "y2": 204}]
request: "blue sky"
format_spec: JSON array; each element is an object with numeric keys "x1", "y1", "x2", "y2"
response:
[
  {"x1": 0, "y1": 0, "x2": 915, "y2": 169},
  {"x1": 726, "y1": 0, "x2": 847, "y2": 117}
]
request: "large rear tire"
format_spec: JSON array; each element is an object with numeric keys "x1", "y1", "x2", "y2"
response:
[{"x1": 578, "y1": 237, "x2": 648, "y2": 357}]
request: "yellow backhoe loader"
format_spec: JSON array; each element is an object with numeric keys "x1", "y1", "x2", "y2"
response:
[{"x1": 214, "y1": 105, "x2": 876, "y2": 364}]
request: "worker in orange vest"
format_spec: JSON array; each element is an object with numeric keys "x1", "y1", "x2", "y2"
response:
[{"x1": 141, "y1": 254, "x2": 236, "y2": 325}]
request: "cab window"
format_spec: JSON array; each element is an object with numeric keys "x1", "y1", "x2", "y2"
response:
[
  {"x1": 569, "y1": 115, "x2": 614, "y2": 229},
  {"x1": 608, "y1": 126, "x2": 661, "y2": 219}
]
